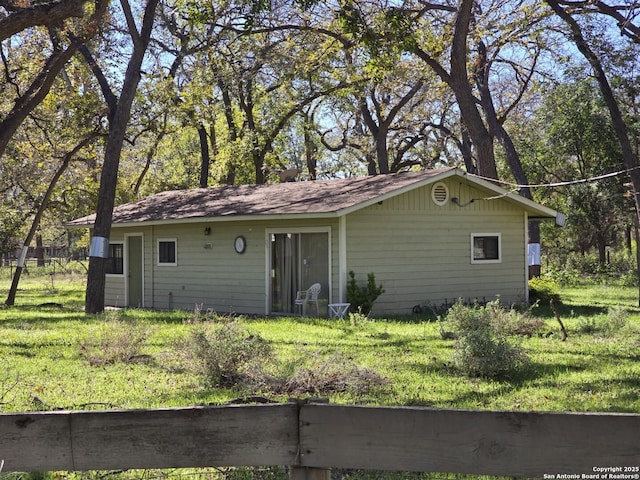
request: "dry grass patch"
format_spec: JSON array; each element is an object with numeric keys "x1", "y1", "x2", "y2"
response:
[
  {"x1": 283, "y1": 352, "x2": 390, "y2": 396},
  {"x1": 79, "y1": 311, "x2": 152, "y2": 366}
]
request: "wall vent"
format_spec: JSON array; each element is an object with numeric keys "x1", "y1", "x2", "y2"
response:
[{"x1": 431, "y1": 182, "x2": 449, "y2": 206}]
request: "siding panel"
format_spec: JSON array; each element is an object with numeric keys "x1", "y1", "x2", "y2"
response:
[
  {"x1": 105, "y1": 177, "x2": 533, "y2": 316},
  {"x1": 108, "y1": 219, "x2": 339, "y2": 315},
  {"x1": 345, "y1": 180, "x2": 528, "y2": 315}
]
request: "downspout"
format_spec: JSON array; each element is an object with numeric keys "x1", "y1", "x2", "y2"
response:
[
  {"x1": 265, "y1": 230, "x2": 271, "y2": 315},
  {"x1": 151, "y1": 225, "x2": 155, "y2": 309},
  {"x1": 524, "y1": 213, "x2": 530, "y2": 304},
  {"x1": 339, "y1": 215, "x2": 347, "y2": 302}
]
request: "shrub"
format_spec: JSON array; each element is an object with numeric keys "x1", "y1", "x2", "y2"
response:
[
  {"x1": 542, "y1": 267, "x2": 580, "y2": 287},
  {"x1": 577, "y1": 316, "x2": 599, "y2": 334},
  {"x1": 79, "y1": 311, "x2": 150, "y2": 366},
  {"x1": 577, "y1": 307, "x2": 628, "y2": 336},
  {"x1": 179, "y1": 321, "x2": 273, "y2": 388},
  {"x1": 489, "y1": 304, "x2": 545, "y2": 337},
  {"x1": 346, "y1": 271, "x2": 384, "y2": 315},
  {"x1": 528, "y1": 276, "x2": 561, "y2": 304},
  {"x1": 284, "y1": 352, "x2": 389, "y2": 396},
  {"x1": 604, "y1": 306, "x2": 628, "y2": 334},
  {"x1": 446, "y1": 300, "x2": 530, "y2": 379}
]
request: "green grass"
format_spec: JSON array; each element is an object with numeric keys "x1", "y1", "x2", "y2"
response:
[
  {"x1": 1, "y1": 275, "x2": 639, "y2": 412},
  {"x1": 1, "y1": 274, "x2": 640, "y2": 479}
]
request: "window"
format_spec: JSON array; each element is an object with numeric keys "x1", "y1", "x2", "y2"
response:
[
  {"x1": 471, "y1": 234, "x2": 501, "y2": 264},
  {"x1": 106, "y1": 243, "x2": 124, "y2": 275},
  {"x1": 157, "y1": 239, "x2": 177, "y2": 266}
]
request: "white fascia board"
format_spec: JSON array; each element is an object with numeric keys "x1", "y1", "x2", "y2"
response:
[
  {"x1": 460, "y1": 171, "x2": 559, "y2": 220},
  {"x1": 107, "y1": 212, "x2": 341, "y2": 229}
]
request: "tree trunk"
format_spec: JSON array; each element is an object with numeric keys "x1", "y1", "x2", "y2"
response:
[
  {"x1": 5, "y1": 136, "x2": 94, "y2": 306},
  {"x1": 303, "y1": 111, "x2": 317, "y2": 180},
  {"x1": 35, "y1": 234, "x2": 44, "y2": 267},
  {"x1": 450, "y1": 0, "x2": 498, "y2": 179},
  {"x1": 596, "y1": 233, "x2": 607, "y2": 267},
  {"x1": 546, "y1": 0, "x2": 640, "y2": 225},
  {"x1": 198, "y1": 124, "x2": 210, "y2": 188},
  {"x1": 474, "y1": 37, "x2": 541, "y2": 277},
  {"x1": 375, "y1": 133, "x2": 390, "y2": 174},
  {"x1": 85, "y1": 0, "x2": 159, "y2": 314}
]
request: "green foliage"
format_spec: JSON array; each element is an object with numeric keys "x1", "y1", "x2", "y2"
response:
[
  {"x1": 576, "y1": 306, "x2": 629, "y2": 336},
  {"x1": 445, "y1": 300, "x2": 530, "y2": 379},
  {"x1": 346, "y1": 271, "x2": 385, "y2": 315},
  {"x1": 4, "y1": 274, "x2": 640, "y2": 418},
  {"x1": 519, "y1": 78, "x2": 634, "y2": 277},
  {"x1": 528, "y1": 276, "x2": 561, "y2": 304},
  {"x1": 179, "y1": 321, "x2": 273, "y2": 388}
]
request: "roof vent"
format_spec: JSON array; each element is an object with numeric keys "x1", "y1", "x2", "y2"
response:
[{"x1": 431, "y1": 182, "x2": 449, "y2": 206}]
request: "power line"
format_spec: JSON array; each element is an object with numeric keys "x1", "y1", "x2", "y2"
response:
[{"x1": 467, "y1": 165, "x2": 640, "y2": 189}]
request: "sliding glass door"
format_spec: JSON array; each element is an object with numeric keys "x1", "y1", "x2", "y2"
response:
[{"x1": 270, "y1": 232, "x2": 329, "y2": 314}]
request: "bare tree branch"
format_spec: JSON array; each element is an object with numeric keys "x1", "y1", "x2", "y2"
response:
[{"x1": 0, "y1": 0, "x2": 87, "y2": 42}]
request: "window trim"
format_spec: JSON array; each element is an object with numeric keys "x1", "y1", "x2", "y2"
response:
[
  {"x1": 157, "y1": 238, "x2": 178, "y2": 266},
  {"x1": 470, "y1": 233, "x2": 502, "y2": 264},
  {"x1": 106, "y1": 242, "x2": 124, "y2": 276}
]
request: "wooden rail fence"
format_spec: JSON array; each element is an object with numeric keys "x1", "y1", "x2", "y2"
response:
[{"x1": 2, "y1": 402, "x2": 640, "y2": 478}]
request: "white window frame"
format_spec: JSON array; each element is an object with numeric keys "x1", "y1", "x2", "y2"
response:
[
  {"x1": 106, "y1": 242, "x2": 125, "y2": 276},
  {"x1": 471, "y1": 233, "x2": 502, "y2": 264},
  {"x1": 157, "y1": 238, "x2": 178, "y2": 266}
]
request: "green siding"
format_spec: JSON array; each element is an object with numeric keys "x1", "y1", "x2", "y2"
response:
[
  {"x1": 104, "y1": 179, "x2": 531, "y2": 315},
  {"x1": 344, "y1": 180, "x2": 527, "y2": 315},
  {"x1": 107, "y1": 219, "x2": 340, "y2": 315}
]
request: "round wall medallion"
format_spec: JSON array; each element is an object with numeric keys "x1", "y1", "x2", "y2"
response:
[{"x1": 234, "y1": 235, "x2": 246, "y2": 254}]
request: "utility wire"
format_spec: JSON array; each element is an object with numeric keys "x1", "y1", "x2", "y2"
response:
[{"x1": 466, "y1": 165, "x2": 640, "y2": 189}]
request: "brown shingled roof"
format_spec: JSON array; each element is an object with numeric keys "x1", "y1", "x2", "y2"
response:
[
  {"x1": 67, "y1": 168, "x2": 560, "y2": 227},
  {"x1": 68, "y1": 169, "x2": 452, "y2": 226}
]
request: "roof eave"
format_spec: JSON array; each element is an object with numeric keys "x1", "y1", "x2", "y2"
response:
[
  {"x1": 337, "y1": 168, "x2": 460, "y2": 216},
  {"x1": 72, "y1": 211, "x2": 342, "y2": 229},
  {"x1": 461, "y1": 172, "x2": 561, "y2": 221}
]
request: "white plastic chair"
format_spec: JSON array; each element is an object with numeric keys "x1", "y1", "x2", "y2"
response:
[{"x1": 294, "y1": 283, "x2": 321, "y2": 316}]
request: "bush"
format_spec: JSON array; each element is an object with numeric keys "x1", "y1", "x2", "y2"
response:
[
  {"x1": 79, "y1": 311, "x2": 150, "y2": 366},
  {"x1": 284, "y1": 352, "x2": 389, "y2": 396},
  {"x1": 604, "y1": 306, "x2": 628, "y2": 334},
  {"x1": 446, "y1": 300, "x2": 530, "y2": 379},
  {"x1": 528, "y1": 276, "x2": 561, "y2": 304},
  {"x1": 578, "y1": 320, "x2": 596, "y2": 336},
  {"x1": 179, "y1": 321, "x2": 273, "y2": 388},
  {"x1": 346, "y1": 271, "x2": 384, "y2": 315},
  {"x1": 489, "y1": 304, "x2": 545, "y2": 337},
  {"x1": 562, "y1": 249, "x2": 636, "y2": 282},
  {"x1": 577, "y1": 307, "x2": 628, "y2": 336}
]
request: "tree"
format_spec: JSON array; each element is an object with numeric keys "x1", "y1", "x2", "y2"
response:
[
  {"x1": 0, "y1": 0, "x2": 107, "y2": 160},
  {"x1": 85, "y1": 0, "x2": 160, "y2": 314},
  {"x1": 5, "y1": 134, "x2": 99, "y2": 306},
  {"x1": 523, "y1": 80, "x2": 627, "y2": 266},
  {"x1": 545, "y1": 0, "x2": 640, "y2": 227},
  {"x1": 0, "y1": 0, "x2": 91, "y2": 41},
  {"x1": 330, "y1": 0, "x2": 551, "y2": 274},
  {"x1": 1, "y1": 39, "x2": 105, "y2": 305}
]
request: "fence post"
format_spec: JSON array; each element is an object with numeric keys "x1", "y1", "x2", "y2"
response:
[
  {"x1": 289, "y1": 467, "x2": 331, "y2": 480},
  {"x1": 290, "y1": 398, "x2": 331, "y2": 480}
]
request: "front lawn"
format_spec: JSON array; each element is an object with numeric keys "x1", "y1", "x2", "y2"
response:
[{"x1": 2, "y1": 274, "x2": 639, "y2": 414}]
